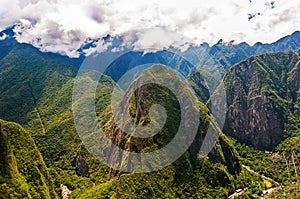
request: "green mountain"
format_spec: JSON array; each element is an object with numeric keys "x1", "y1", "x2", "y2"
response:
[
  {"x1": 73, "y1": 64, "x2": 241, "y2": 198},
  {"x1": 0, "y1": 119, "x2": 58, "y2": 199},
  {"x1": 1, "y1": 38, "x2": 299, "y2": 198},
  {"x1": 223, "y1": 51, "x2": 300, "y2": 150},
  {"x1": 0, "y1": 44, "x2": 245, "y2": 198},
  {"x1": 0, "y1": 43, "x2": 122, "y2": 197}
]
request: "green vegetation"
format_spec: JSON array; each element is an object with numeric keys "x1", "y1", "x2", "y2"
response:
[
  {"x1": 0, "y1": 42, "x2": 299, "y2": 198},
  {"x1": 234, "y1": 139, "x2": 300, "y2": 198},
  {"x1": 0, "y1": 45, "x2": 241, "y2": 198},
  {"x1": 0, "y1": 119, "x2": 58, "y2": 199},
  {"x1": 0, "y1": 44, "x2": 115, "y2": 197},
  {"x1": 94, "y1": 65, "x2": 240, "y2": 198},
  {"x1": 234, "y1": 167, "x2": 266, "y2": 197}
]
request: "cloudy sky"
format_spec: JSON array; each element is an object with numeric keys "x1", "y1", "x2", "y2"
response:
[{"x1": 0, "y1": 0, "x2": 299, "y2": 57}]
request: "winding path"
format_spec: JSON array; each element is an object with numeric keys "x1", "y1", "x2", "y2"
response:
[{"x1": 229, "y1": 165, "x2": 281, "y2": 198}]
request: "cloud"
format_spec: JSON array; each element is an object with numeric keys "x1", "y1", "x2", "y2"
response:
[
  {"x1": 0, "y1": 0, "x2": 299, "y2": 57},
  {"x1": 82, "y1": 39, "x2": 112, "y2": 56},
  {"x1": 0, "y1": 33, "x2": 7, "y2": 40}
]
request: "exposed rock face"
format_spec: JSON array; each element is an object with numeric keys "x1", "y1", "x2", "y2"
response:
[
  {"x1": 224, "y1": 51, "x2": 300, "y2": 150},
  {"x1": 61, "y1": 184, "x2": 72, "y2": 199},
  {"x1": 73, "y1": 150, "x2": 89, "y2": 177}
]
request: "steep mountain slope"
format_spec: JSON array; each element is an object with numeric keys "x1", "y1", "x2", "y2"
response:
[
  {"x1": 224, "y1": 51, "x2": 300, "y2": 150},
  {"x1": 0, "y1": 43, "x2": 117, "y2": 195},
  {"x1": 0, "y1": 43, "x2": 78, "y2": 124},
  {"x1": 188, "y1": 70, "x2": 219, "y2": 103},
  {"x1": 87, "y1": 65, "x2": 241, "y2": 198},
  {"x1": 0, "y1": 119, "x2": 58, "y2": 199},
  {"x1": 0, "y1": 43, "x2": 114, "y2": 171}
]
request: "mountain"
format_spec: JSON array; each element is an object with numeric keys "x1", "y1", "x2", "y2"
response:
[
  {"x1": 223, "y1": 51, "x2": 300, "y2": 150},
  {"x1": 74, "y1": 64, "x2": 241, "y2": 198},
  {"x1": 1, "y1": 26, "x2": 299, "y2": 80},
  {"x1": 0, "y1": 119, "x2": 58, "y2": 198},
  {"x1": 254, "y1": 31, "x2": 300, "y2": 54},
  {"x1": 0, "y1": 41, "x2": 244, "y2": 198},
  {"x1": 188, "y1": 70, "x2": 219, "y2": 103},
  {"x1": 0, "y1": 41, "x2": 114, "y2": 171},
  {"x1": 171, "y1": 31, "x2": 300, "y2": 78},
  {"x1": 206, "y1": 31, "x2": 300, "y2": 71},
  {"x1": 0, "y1": 24, "x2": 299, "y2": 198},
  {"x1": 104, "y1": 50, "x2": 195, "y2": 82},
  {"x1": 0, "y1": 27, "x2": 19, "y2": 61},
  {"x1": 0, "y1": 41, "x2": 119, "y2": 196},
  {"x1": 90, "y1": 31, "x2": 300, "y2": 82},
  {"x1": 0, "y1": 43, "x2": 77, "y2": 125}
]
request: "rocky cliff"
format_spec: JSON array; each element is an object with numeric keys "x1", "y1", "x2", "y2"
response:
[{"x1": 224, "y1": 51, "x2": 300, "y2": 150}]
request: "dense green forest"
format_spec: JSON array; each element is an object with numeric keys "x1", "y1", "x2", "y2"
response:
[{"x1": 0, "y1": 40, "x2": 299, "y2": 198}]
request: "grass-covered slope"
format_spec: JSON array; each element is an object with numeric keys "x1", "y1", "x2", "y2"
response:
[
  {"x1": 0, "y1": 119, "x2": 58, "y2": 199},
  {"x1": 0, "y1": 44, "x2": 112, "y2": 196}
]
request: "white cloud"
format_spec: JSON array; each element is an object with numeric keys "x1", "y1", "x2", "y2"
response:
[
  {"x1": 0, "y1": 0, "x2": 299, "y2": 57},
  {"x1": 0, "y1": 33, "x2": 7, "y2": 40},
  {"x1": 82, "y1": 39, "x2": 112, "y2": 56}
]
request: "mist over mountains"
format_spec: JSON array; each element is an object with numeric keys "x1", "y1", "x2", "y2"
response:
[{"x1": 1, "y1": 25, "x2": 299, "y2": 77}]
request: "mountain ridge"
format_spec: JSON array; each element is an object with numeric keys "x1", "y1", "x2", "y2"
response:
[{"x1": 1, "y1": 26, "x2": 299, "y2": 78}]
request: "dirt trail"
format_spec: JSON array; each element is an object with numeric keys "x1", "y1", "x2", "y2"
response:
[{"x1": 35, "y1": 108, "x2": 46, "y2": 135}]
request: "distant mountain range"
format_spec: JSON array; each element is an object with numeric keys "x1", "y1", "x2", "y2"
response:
[{"x1": 1, "y1": 25, "x2": 299, "y2": 79}]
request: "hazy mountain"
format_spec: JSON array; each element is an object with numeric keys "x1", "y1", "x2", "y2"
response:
[
  {"x1": 1, "y1": 26, "x2": 299, "y2": 79},
  {"x1": 92, "y1": 30, "x2": 300, "y2": 80},
  {"x1": 104, "y1": 51, "x2": 195, "y2": 82},
  {"x1": 180, "y1": 31, "x2": 300, "y2": 78}
]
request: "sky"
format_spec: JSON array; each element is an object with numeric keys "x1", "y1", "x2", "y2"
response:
[{"x1": 0, "y1": 0, "x2": 299, "y2": 57}]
